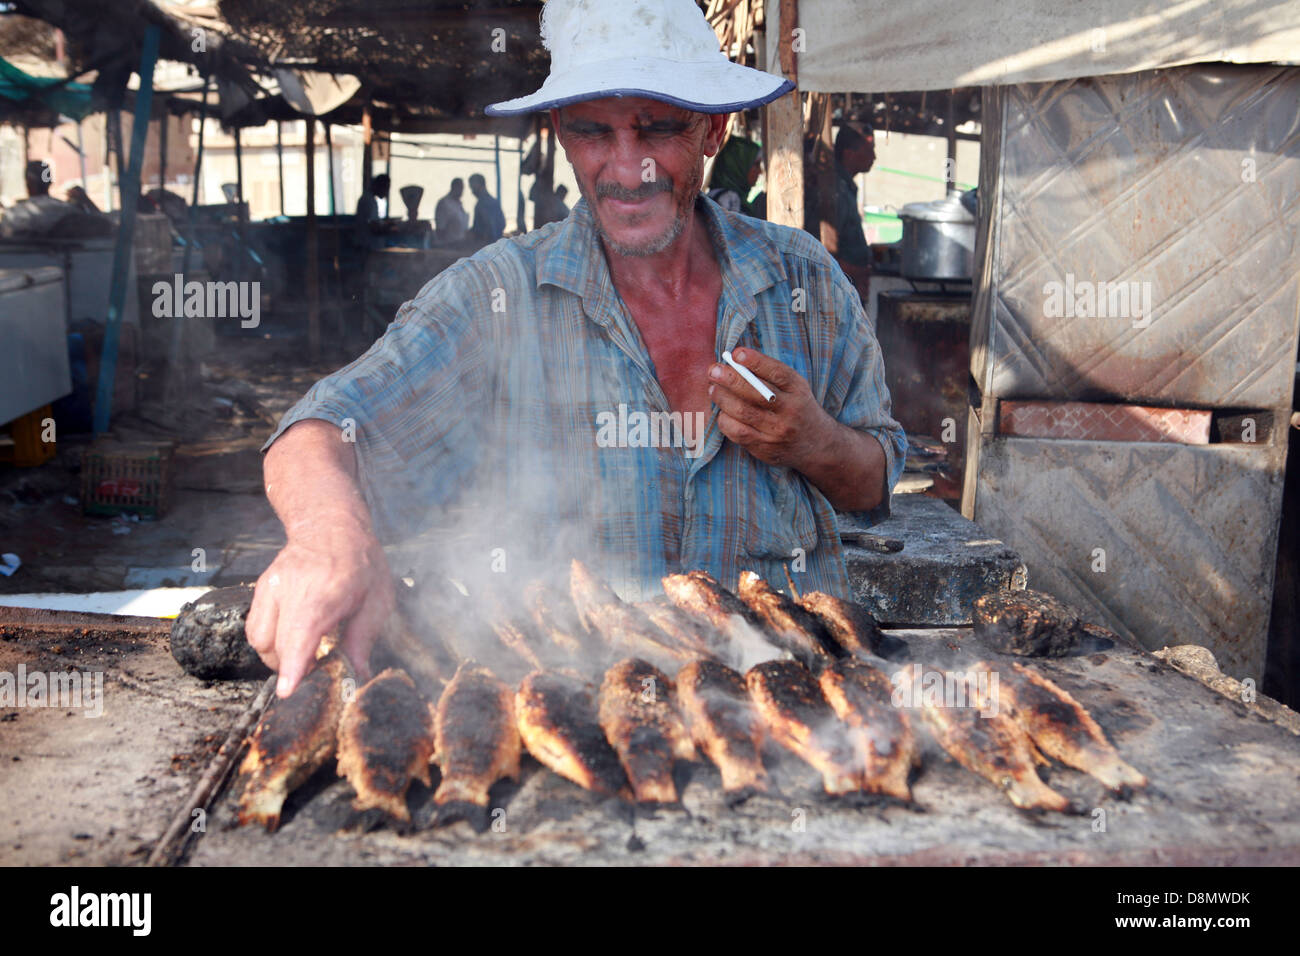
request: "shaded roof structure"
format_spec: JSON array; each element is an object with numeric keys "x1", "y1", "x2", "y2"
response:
[
  {"x1": 0, "y1": 55, "x2": 96, "y2": 124},
  {"x1": 215, "y1": 0, "x2": 548, "y2": 125}
]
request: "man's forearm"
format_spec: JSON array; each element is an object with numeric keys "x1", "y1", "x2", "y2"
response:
[
  {"x1": 264, "y1": 419, "x2": 374, "y2": 541},
  {"x1": 799, "y1": 419, "x2": 888, "y2": 513}
]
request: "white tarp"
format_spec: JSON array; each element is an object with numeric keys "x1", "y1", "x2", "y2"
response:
[{"x1": 766, "y1": 0, "x2": 1300, "y2": 92}]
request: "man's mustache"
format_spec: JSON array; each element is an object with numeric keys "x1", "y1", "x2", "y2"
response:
[{"x1": 595, "y1": 178, "x2": 673, "y2": 201}]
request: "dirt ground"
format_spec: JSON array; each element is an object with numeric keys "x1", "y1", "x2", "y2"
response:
[{"x1": 0, "y1": 335, "x2": 354, "y2": 597}]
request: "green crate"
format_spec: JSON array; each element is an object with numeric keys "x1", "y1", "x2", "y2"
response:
[{"x1": 80, "y1": 440, "x2": 173, "y2": 519}]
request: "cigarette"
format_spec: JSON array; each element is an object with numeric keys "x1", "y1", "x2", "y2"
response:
[{"x1": 721, "y1": 350, "x2": 776, "y2": 403}]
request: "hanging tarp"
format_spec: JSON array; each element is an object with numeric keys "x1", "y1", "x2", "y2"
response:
[
  {"x1": 0, "y1": 56, "x2": 96, "y2": 121},
  {"x1": 766, "y1": 0, "x2": 1300, "y2": 92}
]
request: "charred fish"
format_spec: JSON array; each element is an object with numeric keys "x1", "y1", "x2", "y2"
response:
[
  {"x1": 433, "y1": 661, "x2": 522, "y2": 829},
  {"x1": 676, "y1": 658, "x2": 771, "y2": 803},
  {"x1": 335, "y1": 668, "x2": 438, "y2": 824},
  {"x1": 903, "y1": 668, "x2": 1072, "y2": 812},
  {"x1": 236, "y1": 650, "x2": 353, "y2": 831},
  {"x1": 662, "y1": 571, "x2": 781, "y2": 671},
  {"x1": 737, "y1": 571, "x2": 836, "y2": 669},
  {"x1": 570, "y1": 560, "x2": 697, "y2": 674},
  {"x1": 745, "y1": 660, "x2": 862, "y2": 796},
  {"x1": 817, "y1": 658, "x2": 918, "y2": 801},
  {"x1": 974, "y1": 661, "x2": 1147, "y2": 792},
  {"x1": 597, "y1": 658, "x2": 696, "y2": 804},
  {"x1": 798, "y1": 591, "x2": 903, "y2": 661},
  {"x1": 516, "y1": 670, "x2": 629, "y2": 798}
]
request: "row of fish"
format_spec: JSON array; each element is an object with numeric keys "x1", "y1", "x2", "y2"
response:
[{"x1": 234, "y1": 564, "x2": 1146, "y2": 830}]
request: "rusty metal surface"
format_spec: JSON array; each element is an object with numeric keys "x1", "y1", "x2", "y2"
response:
[
  {"x1": 972, "y1": 65, "x2": 1300, "y2": 409},
  {"x1": 184, "y1": 627, "x2": 1300, "y2": 867},
  {"x1": 972, "y1": 438, "x2": 1286, "y2": 680},
  {"x1": 966, "y1": 64, "x2": 1300, "y2": 687}
]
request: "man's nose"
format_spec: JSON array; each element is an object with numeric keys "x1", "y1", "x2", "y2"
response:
[{"x1": 601, "y1": 131, "x2": 653, "y2": 187}]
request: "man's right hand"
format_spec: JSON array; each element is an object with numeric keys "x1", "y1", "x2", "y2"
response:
[{"x1": 246, "y1": 513, "x2": 394, "y2": 698}]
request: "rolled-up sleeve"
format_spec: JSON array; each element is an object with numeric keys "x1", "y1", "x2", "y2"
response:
[
  {"x1": 261, "y1": 261, "x2": 492, "y2": 543},
  {"x1": 819, "y1": 268, "x2": 907, "y2": 527}
]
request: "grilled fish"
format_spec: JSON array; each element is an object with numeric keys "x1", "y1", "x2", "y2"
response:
[
  {"x1": 974, "y1": 661, "x2": 1147, "y2": 792},
  {"x1": 817, "y1": 659, "x2": 918, "y2": 801},
  {"x1": 636, "y1": 599, "x2": 718, "y2": 660},
  {"x1": 375, "y1": 598, "x2": 458, "y2": 696},
  {"x1": 676, "y1": 659, "x2": 771, "y2": 803},
  {"x1": 737, "y1": 571, "x2": 836, "y2": 669},
  {"x1": 597, "y1": 658, "x2": 696, "y2": 803},
  {"x1": 662, "y1": 571, "x2": 781, "y2": 670},
  {"x1": 486, "y1": 609, "x2": 548, "y2": 672},
  {"x1": 335, "y1": 668, "x2": 437, "y2": 823},
  {"x1": 571, "y1": 560, "x2": 697, "y2": 674},
  {"x1": 525, "y1": 581, "x2": 605, "y2": 667},
  {"x1": 798, "y1": 591, "x2": 902, "y2": 660},
  {"x1": 516, "y1": 670, "x2": 629, "y2": 797},
  {"x1": 237, "y1": 650, "x2": 353, "y2": 831},
  {"x1": 905, "y1": 668, "x2": 1072, "y2": 812},
  {"x1": 745, "y1": 660, "x2": 861, "y2": 796},
  {"x1": 437, "y1": 610, "x2": 534, "y2": 685},
  {"x1": 433, "y1": 661, "x2": 522, "y2": 829}
]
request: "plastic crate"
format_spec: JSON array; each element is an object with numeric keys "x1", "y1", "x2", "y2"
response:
[{"x1": 80, "y1": 440, "x2": 173, "y2": 518}]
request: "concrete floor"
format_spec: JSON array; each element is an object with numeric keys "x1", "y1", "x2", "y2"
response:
[{"x1": 0, "y1": 336, "x2": 352, "y2": 597}]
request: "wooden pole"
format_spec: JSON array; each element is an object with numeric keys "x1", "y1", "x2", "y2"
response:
[
  {"x1": 945, "y1": 89, "x2": 957, "y2": 191},
  {"x1": 325, "y1": 121, "x2": 336, "y2": 216},
  {"x1": 93, "y1": 24, "x2": 160, "y2": 435},
  {"x1": 276, "y1": 120, "x2": 285, "y2": 215},
  {"x1": 163, "y1": 71, "x2": 211, "y2": 418},
  {"x1": 234, "y1": 125, "x2": 244, "y2": 284},
  {"x1": 305, "y1": 115, "x2": 321, "y2": 358},
  {"x1": 494, "y1": 133, "x2": 502, "y2": 208},
  {"x1": 158, "y1": 105, "x2": 168, "y2": 193},
  {"x1": 812, "y1": 92, "x2": 837, "y2": 252},
  {"x1": 361, "y1": 103, "x2": 373, "y2": 193},
  {"x1": 763, "y1": 0, "x2": 803, "y2": 228}
]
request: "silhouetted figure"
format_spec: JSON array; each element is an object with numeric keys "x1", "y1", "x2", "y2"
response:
[
  {"x1": 469, "y1": 173, "x2": 506, "y2": 242},
  {"x1": 435, "y1": 178, "x2": 470, "y2": 243}
]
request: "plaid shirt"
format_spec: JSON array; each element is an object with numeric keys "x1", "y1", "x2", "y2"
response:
[{"x1": 263, "y1": 195, "x2": 905, "y2": 600}]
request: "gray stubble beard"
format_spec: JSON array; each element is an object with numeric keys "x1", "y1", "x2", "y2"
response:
[{"x1": 586, "y1": 153, "x2": 707, "y2": 259}]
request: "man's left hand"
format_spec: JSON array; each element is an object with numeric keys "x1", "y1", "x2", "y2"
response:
[{"x1": 708, "y1": 347, "x2": 832, "y2": 471}]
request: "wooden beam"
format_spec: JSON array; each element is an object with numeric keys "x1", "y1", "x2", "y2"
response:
[
  {"x1": 305, "y1": 115, "x2": 321, "y2": 359},
  {"x1": 763, "y1": 0, "x2": 802, "y2": 228},
  {"x1": 276, "y1": 120, "x2": 285, "y2": 215},
  {"x1": 811, "y1": 92, "x2": 837, "y2": 253}
]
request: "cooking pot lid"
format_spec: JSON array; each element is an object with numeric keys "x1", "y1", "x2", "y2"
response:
[{"x1": 900, "y1": 192, "x2": 975, "y2": 223}]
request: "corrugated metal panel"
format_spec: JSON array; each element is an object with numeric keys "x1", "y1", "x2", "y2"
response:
[
  {"x1": 974, "y1": 437, "x2": 1286, "y2": 679},
  {"x1": 975, "y1": 65, "x2": 1300, "y2": 407},
  {"x1": 967, "y1": 65, "x2": 1300, "y2": 683}
]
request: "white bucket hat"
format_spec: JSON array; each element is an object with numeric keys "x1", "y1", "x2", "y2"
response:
[{"x1": 485, "y1": 0, "x2": 793, "y2": 116}]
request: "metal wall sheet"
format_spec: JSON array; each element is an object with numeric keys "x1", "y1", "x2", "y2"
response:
[
  {"x1": 974, "y1": 65, "x2": 1300, "y2": 408},
  {"x1": 974, "y1": 436, "x2": 1285, "y2": 680}
]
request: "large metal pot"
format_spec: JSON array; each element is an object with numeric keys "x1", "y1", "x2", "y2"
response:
[{"x1": 899, "y1": 190, "x2": 976, "y2": 280}]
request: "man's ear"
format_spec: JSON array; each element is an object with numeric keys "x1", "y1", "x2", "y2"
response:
[
  {"x1": 549, "y1": 107, "x2": 564, "y2": 147},
  {"x1": 702, "y1": 112, "x2": 731, "y2": 158}
]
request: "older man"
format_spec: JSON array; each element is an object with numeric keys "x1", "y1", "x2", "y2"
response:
[{"x1": 250, "y1": 0, "x2": 905, "y2": 696}]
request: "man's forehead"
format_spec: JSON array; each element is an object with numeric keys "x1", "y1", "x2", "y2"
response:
[{"x1": 558, "y1": 97, "x2": 701, "y2": 125}]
